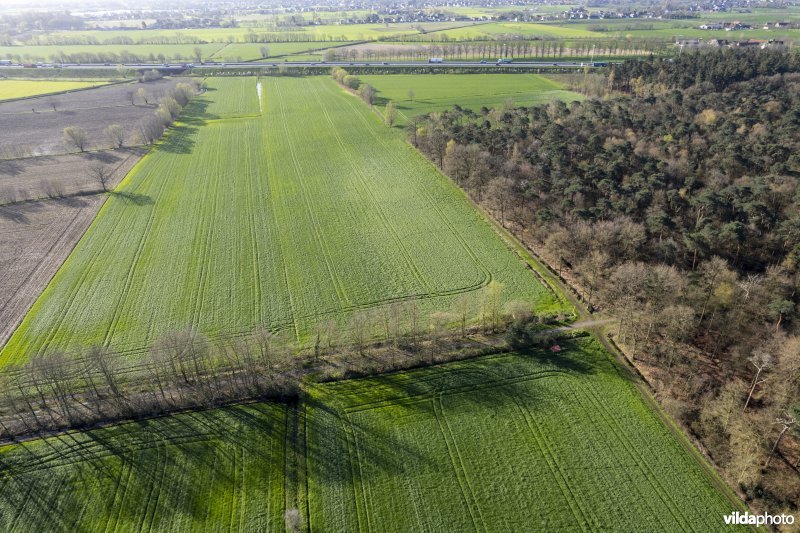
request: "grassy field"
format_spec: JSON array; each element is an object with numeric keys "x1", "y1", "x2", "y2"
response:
[
  {"x1": 360, "y1": 73, "x2": 583, "y2": 125},
  {"x1": 0, "y1": 43, "x2": 226, "y2": 63},
  {"x1": 212, "y1": 41, "x2": 349, "y2": 61},
  {"x1": 0, "y1": 403, "x2": 287, "y2": 531},
  {"x1": 34, "y1": 22, "x2": 471, "y2": 44},
  {"x1": 202, "y1": 76, "x2": 262, "y2": 116},
  {"x1": 306, "y1": 336, "x2": 746, "y2": 530},
  {"x1": 0, "y1": 337, "x2": 746, "y2": 530},
  {"x1": 0, "y1": 75, "x2": 567, "y2": 365},
  {"x1": 0, "y1": 79, "x2": 108, "y2": 101}
]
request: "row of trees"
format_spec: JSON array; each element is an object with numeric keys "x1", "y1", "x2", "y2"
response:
[
  {"x1": 324, "y1": 39, "x2": 663, "y2": 63},
  {"x1": 330, "y1": 67, "x2": 376, "y2": 105},
  {"x1": 56, "y1": 80, "x2": 201, "y2": 155},
  {"x1": 408, "y1": 49, "x2": 800, "y2": 513},
  {"x1": 0, "y1": 287, "x2": 561, "y2": 442}
]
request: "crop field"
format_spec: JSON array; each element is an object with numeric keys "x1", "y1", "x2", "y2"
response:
[
  {"x1": 0, "y1": 80, "x2": 107, "y2": 101},
  {"x1": 215, "y1": 41, "x2": 349, "y2": 61},
  {"x1": 35, "y1": 22, "x2": 473, "y2": 45},
  {"x1": 0, "y1": 338, "x2": 744, "y2": 530},
  {"x1": 305, "y1": 336, "x2": 744, "y2": 530},
  {"x1": 0, "y1": 78, "x2": 190, "y2": 157},
  {"x1": 0, "y1": 75, "x2": 566, "y2": 365},
  {"x1": 202, "y1": 77, "x2": 262, "y2": 117},
  {"x1": 0, "y1": 403, "x2": 287, "y2": 531},
  {"x1": 430, "y1": 22, "x2": 603, "y2": 40},
  {"x1": 0, "y1": 44, "x2": 226, "y2": 63},
  {"x1": 360, "y1": 73, "x2": 582, "y2": 125}
]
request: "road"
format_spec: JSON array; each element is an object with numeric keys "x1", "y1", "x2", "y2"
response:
[{"x1": 0, "y1": 60, "x2": 610, "y2": 71}]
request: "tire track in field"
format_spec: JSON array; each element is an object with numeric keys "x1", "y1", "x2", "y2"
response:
[
  {"x1": 261, "y1": 93, "x2": 300, "y2": 339},
  {"x1": 347, "y1": 412, "x2": 375, "y2": 533},
  {"x1": 32, "y1": 192, "x2": 134, "y2": 357},
  {"x1": 244, "y1": 120, "x2": 264, "y2": 326},
  {"x1": 104, "y1": 459, "x2": 132, "y2": 533},
  {"x1": 306, "y1": 78, "x2": 433, "y2": 296},
  {"x1": 326, "y1": 80, "x2": 492, "y2": 295},
  {"x1": 508, "y1": 392, "x2": 590, "y2": 531},
  {"x1": 191, "y1": 126, "x2": 223, "y2": 331},
  {"x1": 547, "y1": 380, "x2": 669, "y2": 530},
  {"x1": 143, "y1": 443, "x2": 169, "y2": 533},
  {"x1": 101, "y1": 152, "x2": 182, "y2": 350},
  {"x1": 3, "y1": 476, "x2": 39, "y2": 532},
  {"x1": 336, "y1": 412, "x2": 368, "y2": 532},
  {"x1": 432, "y1": 392, "x2": 487, "y2": 533},
  {"x1": 270, "y1": 79, "x2": 352, "y2": 309},
  {"x1": 576, "y1": 383, "x2": 695, "y2": 531},
  {"x1": 228, "y1": 444, "x2": 243, "y2": 533},
  {"x1": 136, "y1": 442, "x2": 164, "y2": 533}
]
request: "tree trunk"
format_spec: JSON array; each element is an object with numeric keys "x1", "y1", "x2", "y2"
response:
[{"x1": 765, "y1": 425, "x2": 789, "y2": 469}]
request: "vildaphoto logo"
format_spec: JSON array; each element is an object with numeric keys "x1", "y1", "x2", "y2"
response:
[{"x1": 724, "y1": 511, "x2": 795, "y2": 527}]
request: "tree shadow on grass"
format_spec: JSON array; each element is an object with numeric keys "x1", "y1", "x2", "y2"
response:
[
  {"x1": 110, "y1": 191, "x2": 154, "y2": 206},
  {"x1": 0, "y1": 404, "x2": 287, "y2": 528}
]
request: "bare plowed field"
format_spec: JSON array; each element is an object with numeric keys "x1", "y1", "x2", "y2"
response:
[
  {"x1": 0, "y1": 197, "x2": 106, "y2": 346},
  {"x1": 0, "y1": 149, "x2": 142, "y2": 347},
  {"x1": 0, "y1": 78, "x2": 188, "y2": 157},
  {"x1": 0, "y1": 148, "x2": 143, "y2": 203}
]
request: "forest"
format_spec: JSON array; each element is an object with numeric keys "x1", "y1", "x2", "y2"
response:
[{"x1": 410, "y1": 48, "x2": 800, "y2": 514}]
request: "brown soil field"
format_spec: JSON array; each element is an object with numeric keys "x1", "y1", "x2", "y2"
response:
[
  {"x1": 0, "y1": 148, "x2": 144, "y2": 204},
  {"x1": 0, "y1": 197, "x2": 105, "y2": 348},
  {"x1": 0, "y1": 77, "x2": 188, "y2": 157},
  {"x1": 0, "y1": 148, "x2": 142, "y2": 349}
]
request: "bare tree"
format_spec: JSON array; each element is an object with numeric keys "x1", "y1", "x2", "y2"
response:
[
  {"x1": 744, "y1": 350, "x2": 771, "y2": 412},
  {"x1": 765, "y1": 411, "x2": 796, "y2": 469},
  {"x1": 407, "y1": 89, "x2": 415, "y2": 102},
  {"x1": 105, "y1": 124, "x2": 126, "y2": 148},
  {"x1": 63, "y1": 126, "x2": 89, "y2": 152},
  {"x1": 138, "y1": 115, "x2": 165, "y2": 144},
  {"x1": 89, "y1": 162, "x2": 113, "y2": 192},
  {"x1": 358, "y1": 83, "x2": 376, "y2": 105}
]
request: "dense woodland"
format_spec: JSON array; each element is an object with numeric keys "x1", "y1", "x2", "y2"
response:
[{"x1": 411, "y1": 49, "x2": 800, "y2": 514}]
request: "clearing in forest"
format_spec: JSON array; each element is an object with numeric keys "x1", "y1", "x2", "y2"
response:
[
  {"x1": 0, "y1": 75, "x2": 568, "y2": 366},
  {"x1": 360, "y1": 73, "x2": 583, "y2": 125}
]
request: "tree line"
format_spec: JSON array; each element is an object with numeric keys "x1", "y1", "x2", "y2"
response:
[
  {"x1": 322, "y1": 39, "x2": 660, "y2": 63},
  {"x1": 408, "y1": 49, "x2": 800, "y2": 513},
  {"x1": 0, "y1": 287, "x2": 562, "y2": 444}
]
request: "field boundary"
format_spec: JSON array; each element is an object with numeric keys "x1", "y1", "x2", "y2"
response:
[{"x1": 0, "y1": 78, "x2": 132, "y2": 103}]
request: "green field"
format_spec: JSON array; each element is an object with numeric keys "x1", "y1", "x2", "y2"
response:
[
  {"x1": 202, "y1": 76, "x2": 262, "y2": 117},
  {"x1": 0, "y1": 79, "x2": 108, "y2": 100},
  {"x1": 35, "y1": 22, "x2": 471, "y2": 44},
  {"x1": 0, "y1": 75, "x2": 566, "y2": 365},
  {"x1": 305, "y1": 336, "x2": 744, "y2": 530},
  {"x1": 0, "y1": 403, "x2": 287, "y2": 531},
  {"x1": 0, "y1": 337, "x2": 745, "y2": 530},
  {"x1": 360, "y1": 73, "x2": 583, "y2": 125},
  {"x1": 0, "y1": 43, "x2": 226, "y2": 63}
]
